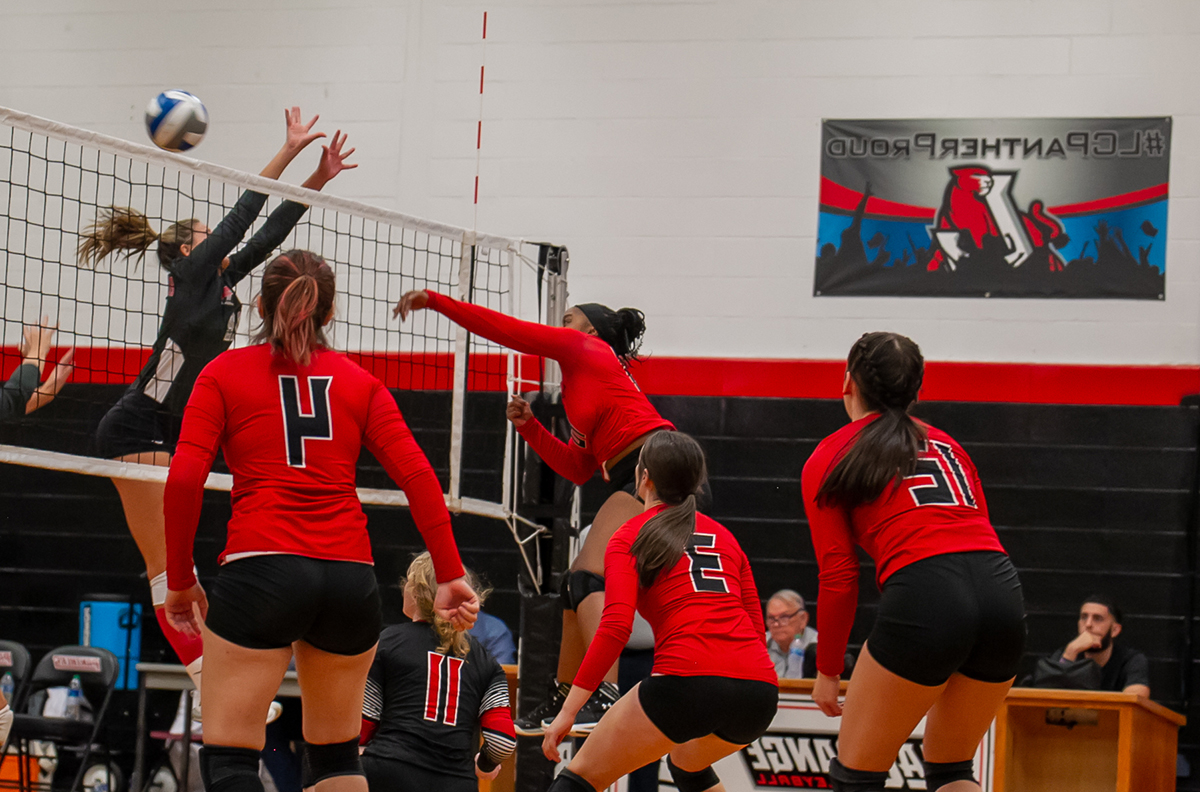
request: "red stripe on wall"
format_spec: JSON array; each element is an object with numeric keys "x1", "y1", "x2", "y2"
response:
[
  {"x1": 3, "y1": 349, "x2": 1195, "y2": 405},
  {"x1": 629, "y1": 357, "x2": 1200, "y2": 406}
]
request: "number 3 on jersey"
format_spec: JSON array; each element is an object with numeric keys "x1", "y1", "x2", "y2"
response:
[
  {"x1": 904, "y1": 440, "x2": 978, "y2": 508},
  {"x1": 685, "y1": 533, "x2": 729, "y2": 594},
  {"x1": 279, "y1": 376, "x2": 333, "y2": 468}
]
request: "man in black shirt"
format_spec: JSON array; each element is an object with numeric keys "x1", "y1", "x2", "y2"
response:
[{"x1": 1031, "y1": 594, "x2": 1151, "y2": 696}]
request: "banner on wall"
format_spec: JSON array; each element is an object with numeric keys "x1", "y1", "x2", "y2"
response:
[{"x1": 814, "y1": 118, "x2": 1171, "y2": 299}]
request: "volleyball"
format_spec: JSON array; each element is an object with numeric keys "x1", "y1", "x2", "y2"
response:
[{"x1": 144, "y1": 90, "x2": 208, "y2": 152}]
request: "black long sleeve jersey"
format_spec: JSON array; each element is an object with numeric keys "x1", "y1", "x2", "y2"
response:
[
  {"x1": 130, "y1": 191, "x2": 308, "y2": 415},
  {"x1": 362, "y1": 622, "x2": 515, "y2": 780}
]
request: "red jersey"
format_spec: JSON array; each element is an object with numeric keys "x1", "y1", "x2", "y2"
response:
[
  {"x1": 164, "y1": 344, "x2": 464, "y2": 590},
  {"x1": 424, "y1": 291, "x2": 673, "y2": 485},
  {"x1": 801, "y1": 415, "x2": 1005, "y2": 676},
  {"x1": 574, "y1": 507, "x2": 777, "y2": 691}
]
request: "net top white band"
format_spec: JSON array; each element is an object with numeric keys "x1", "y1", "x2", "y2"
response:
[{"x1": 0, "y1": 105, "x2": 523, "y2": 253}]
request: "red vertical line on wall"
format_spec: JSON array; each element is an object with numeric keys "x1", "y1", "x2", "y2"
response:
[{"x1": 473, "y1": 11, "x2": 488, "y2": 226}]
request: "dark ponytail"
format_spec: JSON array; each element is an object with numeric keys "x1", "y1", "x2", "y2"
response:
[
  {"x1": 576, "y1": 303, "x2": 647, "y2": 362},
  {"x1": 629, "y1": 431, "x2": 708, "y2": 587},
  {"x1": 254, "y1": 249, "x2": 336, "y2": 366},
  {"x1": 77, "y1": 206, "x2": 199, "y2": 272},
  {"x1": 817, "y1": 332, "x2": 926, "y2": 509}
]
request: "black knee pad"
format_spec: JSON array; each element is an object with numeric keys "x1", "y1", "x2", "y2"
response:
[
  {"x1": 559, "y1": 570, "x2": 605, "y2": 612},
  {"x1": 667, "y1": 756, "x2": 720, "y2": 792},
  {"x1": 200, "y1": 745, "x2": 263, "y2": 792},
  {"x1": 829, "y1": 758, "x2": 890, "y2": 792},
  {"x1": 305, "y1": 737, "x2": 363, "y2": 784},
  {"x1": 548, "y1": 767, "x2": 597, "y2": 792},
  {"x1": 922, "y1": 759, "x2": 975, "y2": 790}
]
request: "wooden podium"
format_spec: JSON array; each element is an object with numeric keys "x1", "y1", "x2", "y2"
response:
[{"x1": 992, "y1": 688, "x2": 1185, "y2": 792}]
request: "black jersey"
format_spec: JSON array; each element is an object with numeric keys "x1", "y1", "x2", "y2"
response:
[
  {"x1": 362, "y1": 621, "x2": 512, "y2": 780},
  {"x1": 131, "y1": 190, "x2": 307, "y2": 415}
]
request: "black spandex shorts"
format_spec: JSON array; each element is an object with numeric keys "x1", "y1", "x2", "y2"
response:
[
  {"x1": 205, "y1": 555, "x2": 382, "y2": 655},
  {"x1": 867, "y1": 551, "x2": 1026, "y2": 687},
  {"x1": 95, "y1": 389, "x2": 181, "y2": 458},
  {"x1": 606, "y1": 450, "x2": 640, "y2": 497},
  {"x1": 638, "y1": 675, "x2": 778, "y2": 745},
  {"x1": 361, "y1": 756, "x2": 475, "y2": 792}
]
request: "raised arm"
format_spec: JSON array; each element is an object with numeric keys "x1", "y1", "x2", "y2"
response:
[
  {"x1": 225, "y1": 131, "x2": 357, "y2": 285},
  {"x1": 396, "y1": 290, "x2": 586, "y2": 361},
  {"x1": 509, "y1": 400, "x2": 599, "y2": 485}
]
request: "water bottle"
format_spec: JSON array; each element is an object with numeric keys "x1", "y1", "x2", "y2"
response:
[
  {"x1": 787, "y1": 641, "x2": 806, "y2": 678},
  {"x1": 64, "y1": 675, "x2": 83, "y2": 720},
  {"x1": 0, "y1": 672, "x2": 13, "y2": 701}
]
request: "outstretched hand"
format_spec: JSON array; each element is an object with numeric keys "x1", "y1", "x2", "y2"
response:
[
  {"x1": 284, "y1": 106, "x2": 325, "y2": 153},
  {"x1": 19, "y1": 317, "x2": 57, "y2": 370},
  {"x1": 313, "y1": 130, "x2": 357, "y2": 186},
  {"x1": 165, "y1": 582, "x2": 209, "y2": 639},
  {"x1": 392, "y1": 290, "x2": 430, "y2": 321},
  {"x1": 434, "y1": 577, "x2": 481, "y2": 631},
  {"x1": 506, "y1": 395, "x2": 532, "y2": 428}
]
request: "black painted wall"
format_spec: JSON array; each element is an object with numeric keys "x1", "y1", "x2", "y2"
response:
[{"x1": 3, "y1": 391, "x2": 1198, "y2": 784}]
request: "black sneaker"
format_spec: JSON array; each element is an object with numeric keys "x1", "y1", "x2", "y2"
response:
[
  {"x1": 514, "y1": 680, "x2": 569, "y2": 736},
  {"x1": 557, "y1": 682, "x2": 619, "y2": 736}
]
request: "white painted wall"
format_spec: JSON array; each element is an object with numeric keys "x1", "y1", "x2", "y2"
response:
[{"x1": 1, "y1": 0, "x2": 1197, "y2": 366}]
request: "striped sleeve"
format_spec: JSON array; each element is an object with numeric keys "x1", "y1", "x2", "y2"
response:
[
  {"x1": 363, "y1": 673, "x2": 383, "y2": 722},
  {"x1": 478, "y1": 667, "x2": 515, "y2": 769}
]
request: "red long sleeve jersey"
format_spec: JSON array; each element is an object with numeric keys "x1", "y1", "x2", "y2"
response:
[
  {"x1": 164, "y1": 344, "x2": 463, "y2": 590},
  {"x1": 425, "y1": 292, "x2": 673, "y2": 485},
  {"x1": 574, "y1": 508, "x2": 777, "y2": 691},
  {"x1": 801, "y1": 415, "x2": 1005, "y2": 677}
]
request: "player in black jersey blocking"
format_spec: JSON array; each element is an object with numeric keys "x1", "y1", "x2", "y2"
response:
[
  {"x1": 358, "y1": 553, "x2": 515, "y2": 792},
  {"x1": 76, "y1": 107, "x2": 356, "y2": 708}
]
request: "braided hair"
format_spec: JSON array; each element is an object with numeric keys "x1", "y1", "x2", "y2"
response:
[
  {"x1": 817, "y1": 332, "x2": 926, "y2": 509},
  {"x1": 576, "y1": 303, "x2": 647, "y2": 364}
]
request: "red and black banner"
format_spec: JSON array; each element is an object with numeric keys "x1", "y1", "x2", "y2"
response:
[{"x1": 815, "y1": 118, "x2": 1171, "y2": 299}]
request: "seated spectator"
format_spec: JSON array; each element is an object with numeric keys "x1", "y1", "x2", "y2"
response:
[
  {"x1": 360, "y1": 553, "x2": 515, "y2": 792},
  {"x1": 1, "y1": 319, "x2": 74, "y2": 420},
  {"x1": 765, "y1": 589, "x2": 818, "y2": 679},
  {"x1": 470, "y1": 610, "x2": 517, "y2": 665},
  {"x1": 1030, "y1": 594, "x2": 1151, "y2": 697}
]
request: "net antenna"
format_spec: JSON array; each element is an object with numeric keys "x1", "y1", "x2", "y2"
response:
[{"x1": 0, "y1": 105, "x2": 566, "y2": 585}]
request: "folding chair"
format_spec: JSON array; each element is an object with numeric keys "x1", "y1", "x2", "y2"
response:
[{"x1": 3, "y1": 646, "x2": 118, "y2": 792}]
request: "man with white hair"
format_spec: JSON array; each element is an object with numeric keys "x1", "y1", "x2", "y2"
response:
[{"x1": 765, "y1": 589, "x2": 819, "y2": 679}]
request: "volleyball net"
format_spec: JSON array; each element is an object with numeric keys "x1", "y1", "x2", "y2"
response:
[{"x1": 0, "y1": 105, "x2": 567, "y2": 543}]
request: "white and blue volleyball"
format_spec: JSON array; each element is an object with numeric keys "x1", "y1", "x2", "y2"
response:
[{"x1": 145, "y1": 90, "x2": 208, "y2": 152}]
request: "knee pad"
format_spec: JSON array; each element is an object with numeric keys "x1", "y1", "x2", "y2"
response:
[
  {"x1": 829, "y1": 758, "x2": 890, "y2": 792},
  {"x1": 548, "y1": 768, "x2": 596, "y2": 792},
  {"x1": 667, "y1": 756, "x2": 720, "y2": 792},
  {"x1": 922, "y1": 759, "x2": 975, "y2": 790},
  {"x1": 305, "y1": 737, "x2": 363, "y2": 785},
  {"x1": 199, "y1": 745, "x2": 263, "y2": 792},
  {"x1": 559, "y1": 570, "x2": 605, "y2": 612}
]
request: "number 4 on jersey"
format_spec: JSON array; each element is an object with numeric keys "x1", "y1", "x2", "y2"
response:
[
  {"x1": 904, "y1": 440, "x2": 978, "y2": 508},
  {"x1": 279, "y1": 376, "x2": 333, "y2": 468}
]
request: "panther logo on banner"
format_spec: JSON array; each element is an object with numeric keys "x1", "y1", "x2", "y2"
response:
[{"x1": 814, "y1": 118, "x2": 1170, "y2": 299}]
